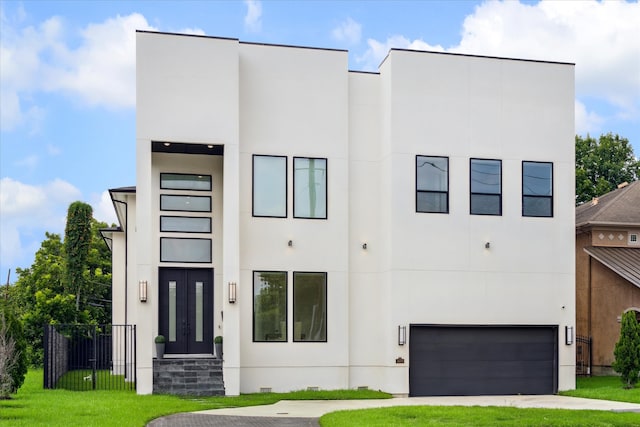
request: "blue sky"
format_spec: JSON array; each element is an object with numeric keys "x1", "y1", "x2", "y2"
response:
[{"x1": 1, "y1": 0, "x2": 639, "y2": 282}]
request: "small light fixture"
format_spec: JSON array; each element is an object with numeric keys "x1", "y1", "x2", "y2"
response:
[
  {"x1": 485, "y1": 242, "x2": 491, "y2": 249},
  {"x1": 207, "y1": 144, "x2": 214, "y2": 149},
  {"x1": 139, "y1": 280, "x2": 148, "y2": 303},
  {"x1": 163, "y1": 142, "x2": 171, "y2": 147},
  {"x1": 228, "y1": 282, "x2": 237, "y2": 304},
  {"x1": 288, "y1": 240, "x2": 293, "y2": 247},
  {"x1": 398, "y1": 325, "x2": 407, "y2": 346},
  {"x1": 565, "y1": 326, "x2": 574, "y2": 345},
  {"x1": 362, "y1": 243, "x2": 367, "y2": 250}
]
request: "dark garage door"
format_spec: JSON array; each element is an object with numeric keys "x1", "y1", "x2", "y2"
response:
[{"x1": 409, "y1": 325, "x2": 557, "y2": 396}]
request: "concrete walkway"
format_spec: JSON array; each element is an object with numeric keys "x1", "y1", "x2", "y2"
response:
[{"x1": 147, "y1": 395, "x2": 640, "y2": 426}]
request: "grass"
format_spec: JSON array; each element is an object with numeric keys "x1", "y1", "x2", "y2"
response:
[
  {"x1": 55, "y1": 369, "x2": 133, "y2": 391},
  {"x1": 319, "y1": 406, "x2": 640, "y2": 426},
  {"x1": 559, "y1": 375, "x2": 640, "y2": 404},
  {"x1": 0, "y1": 370, "x2": 389, "y2": 427},
  {"x1": 3, "y1": 372, "x2": 640, "y2": 427}
]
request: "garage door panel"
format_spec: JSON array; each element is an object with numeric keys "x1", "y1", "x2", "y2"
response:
[{"x1": 409, "y1": 326, "x2": 557, "y2": 396}]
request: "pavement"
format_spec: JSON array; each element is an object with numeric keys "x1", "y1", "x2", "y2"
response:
[{"x1": 147, "y1": 395, "x2": 640, "y2": 426}]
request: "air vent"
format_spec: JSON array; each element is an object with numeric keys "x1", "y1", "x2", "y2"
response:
[
  {"x1": 259, "y1": 387, "x2": 272, "y2": 393},
  {"x1": 630, "y1": 234, "x2": 639, "y2": 245}
]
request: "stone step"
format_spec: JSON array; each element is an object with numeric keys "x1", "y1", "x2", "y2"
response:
[{"x1": 153, "y1": 358, "x2": 225, "y2": 396}]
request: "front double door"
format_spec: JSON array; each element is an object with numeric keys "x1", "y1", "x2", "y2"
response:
[{"x1": 159, "y1": 268, "x2": 213, "y2": 354}]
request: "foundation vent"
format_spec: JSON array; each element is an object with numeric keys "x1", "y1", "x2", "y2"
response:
[{"x1": 259, "y1": 387, "x2": 272, "y2": 393}]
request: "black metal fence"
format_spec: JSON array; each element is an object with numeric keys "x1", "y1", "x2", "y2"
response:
[
  {"x1": 576, "y1": 335, "x2": 592, "y2": 376},
  {"x1": 44, "y1": 324, "x2": 136, "y2": 391}
]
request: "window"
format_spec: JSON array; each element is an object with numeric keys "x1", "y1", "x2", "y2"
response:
[
  {"x1": 253, "y1": 271, "x2": 287, "y2": 342},
  {"x1": 630, "y1": 234, "x2": 638, "y2": 245},
  {"x1": 470, "y1": 158, "x2": 502, "y2": 215},
  {"x1": 160, "y1": 173, "x2": 211, "y2": 191},
  {"x1": 160, "y1": 216, "x2": 211, "y2": 233},
  {"x1": 160, "y1": 195, "x2": 211, "y2": 212},
  {"x1": 416, "y1": 156, "x2": 449, "y2": 213},
  {"x1": 294, "y1": 157, "x2": 327, "y2": 219},
  {"x1": 293, "y1": 272, "x2": 327, "y2": 342},
  {"x1": 522, "y1": 161, "x2": 553, "y2": 217},
  {"x1": 253, "y1": 155, "x2": 287, "y2": 217},
  {"x1": 160, "y1": 238, "x2": 211, "y2": 263}
]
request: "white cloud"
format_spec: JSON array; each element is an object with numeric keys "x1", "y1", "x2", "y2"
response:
[
  {"x1": 244, "y1": 0, "x2": 262, "y2": 33},
  {"x1": 575, "y1": 99, "x2": 604, "y2": 136},
  {"x1": 357, "y1": 35, "x2": 444, "y2": 71},
  {"x1": 0, "y1": 12, "x2": 155, "y2": 131},
  {"x1": 0, "y1": 177, "x2": 82, "y2": 271},
  {"x1": 92, "y1": 190, "x2": 118, "y2": 226},
  {"x1": 178, "y1": 27, "x2": 206, "y2": 36},
  {"x1": 332, "y1": 18, "x2": 362, "y2": 45}
]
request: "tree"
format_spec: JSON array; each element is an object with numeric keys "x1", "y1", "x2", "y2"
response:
[
  {"x1": 64, "y1": 202, "x2": 93, "y2": 314},
  {"x1": 10, "y1": 217, "x2": 112, "y2": 366},
  {"x1": 575, "y1": 133, "x2": 639, "y2": 204},
  {"x1": 612, "y1": 311, "x2": 640, "y2": 389},
  {"x1": 0, "y1": 300, "x2": 28, "y2": 398}
]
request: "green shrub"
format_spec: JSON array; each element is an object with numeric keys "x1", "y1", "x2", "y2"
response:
[{"x1": 612, "y1": 311, "x2": 640, "y2": 388}]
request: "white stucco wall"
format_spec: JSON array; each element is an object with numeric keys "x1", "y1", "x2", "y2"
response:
[{"x1": 126, "y1": 32, "x2": 575, "y2": 395}]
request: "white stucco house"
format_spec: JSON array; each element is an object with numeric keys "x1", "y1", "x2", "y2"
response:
[{"x1": 102, "y1": 30, "x2": 576, "y2": 396}]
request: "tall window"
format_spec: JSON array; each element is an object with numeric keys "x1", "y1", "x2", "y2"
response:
[
  {"x1": 416, "y1": 156, "x2": 449, "y2": 213},
  {"x1": 253, "y1": 155, "x2": 287, "y2": 217},
  {"x1": 522, "y1": 161, "x2": 553, "y2": 217},
  {"x1": 253, "y1": 271, "x2": 287, "y2": 342},
  {"x1": 294, "y1": 157, "x2": 327, "y2": 219},
  {"x1": 470, "y1": 158, "x2": 502, "y2": 215},
  {"x1": 293, "y1": 272, "x2": 327, "y2": 342}
]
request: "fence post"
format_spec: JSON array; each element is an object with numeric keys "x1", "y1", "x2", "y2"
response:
[{"x1": 92, "y1": 325, "x2": 97, "y2": 390}]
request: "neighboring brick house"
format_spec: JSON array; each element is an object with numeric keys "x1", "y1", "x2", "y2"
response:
[
  {"x1": 103, "y1": 30, "x2": 576, "y2": 396},
  {"x1": 575, "y1": 180, "x2": 640, "y2": 375}
]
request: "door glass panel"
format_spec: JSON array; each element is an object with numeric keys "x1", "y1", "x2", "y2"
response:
[
  {"x1": 195, "y1": 281, "x2": 203, "y2": 342},
  {"x1": 169, "y1": 281, "x2": 177, "y2": 342}
]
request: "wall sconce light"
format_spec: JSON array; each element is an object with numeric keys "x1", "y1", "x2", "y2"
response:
[
  {"x1": 485, "y1": 242, "x2": 491, "y2": 249},
  {"x1": 398, "y1": 325, "x2": 407, "y2": 346},
  {"x1": 565, "y1": 326, "x2": 574, "y2": 345},
  {"x1": 139, "y1": 280, "x2": 148, "y2": 303},
  {"x1": 362, "y1": 243, "x2": 367, "y2": 250},
  {"x1": 228, "y1": 282, "x2": 237, "y2": 304},
  {"x1": 288, "y1": 240, "x2": 293, "y2": 247}
]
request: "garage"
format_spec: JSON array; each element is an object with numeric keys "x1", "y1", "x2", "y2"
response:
[{"x1": 409, "y1": 325, "x2": 558, "y2": 396}]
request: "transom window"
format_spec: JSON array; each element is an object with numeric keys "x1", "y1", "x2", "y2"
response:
[
  {"x1": 160, "y1": 195, "x2": 211, "y2": 212},
  {"x1": 161, "y1": 173, "x2": 211, "y2": 191},
  {"x1": 416, "y1": 156, "x2": 449, "y2": 213},
  {"x1": 253, "y1": 271, "x2": 287, "y2": 342},
  {"x1": 253, "y1": 155, "x2": 287, "y2": 218},
  {"x1": 522, "y1": 161, "x2": 553, "y2": 217},
  {"x1": 294, "y1": 157, "x2": 327, "y2": 219},
  {"x1": 470, "y1": 158, "x2": 502, "y2": 216}
]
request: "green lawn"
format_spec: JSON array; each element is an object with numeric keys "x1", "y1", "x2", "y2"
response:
[
  {"x1": 0, "y1": 370, "x2": 389, "y2": 427},
  {"x1": 3, "y1": 372, "x2": 640, "y2": 427}
]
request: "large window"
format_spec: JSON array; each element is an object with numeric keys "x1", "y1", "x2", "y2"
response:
[
  {"x1": 522, "y1": 161, "x2": 553, "y2": 217},
  {"x1": 470, "y1": 158, "x2": 502, "y2": 215},
  {"x1": 294, "y1": 157, "x2": 327, "y2": 219},
  {"x1": 160, "y1": 216, "x2": 211, "y2": 233},
  {"x1": 293, "y1": 272, "x2": 327, "y2": 342},
  {"x1": 253, "y1": 271, "x2": 287, "y2": 342},
  {"x1": 416, "y1": 156, "x2": 449, "y2": 213},
  {"x1": 253, "y1": 155, "x2": 287, "y2": 218},
  {"x1": 160, "y1": 195, "x2": 211, "y2": 212}
]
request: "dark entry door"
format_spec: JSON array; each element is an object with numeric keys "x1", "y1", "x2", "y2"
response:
[{"x1": 159, "y1": 268, "x2": 213, "y2": 354}]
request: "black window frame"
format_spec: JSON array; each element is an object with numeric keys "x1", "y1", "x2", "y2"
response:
[
  {"x1": 160, "y1": 172, "x2": 212, "y2": 191},
  {"x1": 160, "y1": 194, "x2": 212, "y2": 212},
  {"x1": 252, "y1": 270, "x2": 288, "y2": 343},
  {"x1": 416, "y1": 155, "x2": 449, "y2": 214},
  {"x1": 159, "y1": 237, "x2": 212, "y2": 263},
  {"x1": 522, "y1": 161, "x2": 553, "y2": 218},
  {"x1": 159, "y1": 215, "x2": 212, "y2": 233},
  {"x1": 252, "y1": 154, "x2": 288, "y2": 218},
  {"x1": 293, "y1": 156, "x2": 328, "y2": 220},
  {"x1": 293, "y1": 271, "x2": 328, "y2": 343},
  {"x1": 470, "y1": 158, "x2": 502, "y2": 216}
]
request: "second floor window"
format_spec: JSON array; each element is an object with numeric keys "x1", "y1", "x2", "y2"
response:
[
  {"x1": 294, "y1": 157, "x2": 327, "y2": 219},
  {"x1": 470, "y1": 158, "x2": 502, "y2": 216},
  {"x1": 416, "y1": 156, "x2": 449, "y2": 213},
  {"x1": 253, "y1": 155, "x2": 287, "y2": 218},
  {"x1": 522, "y1": 161, "x2": 553, "y2": 217}
]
